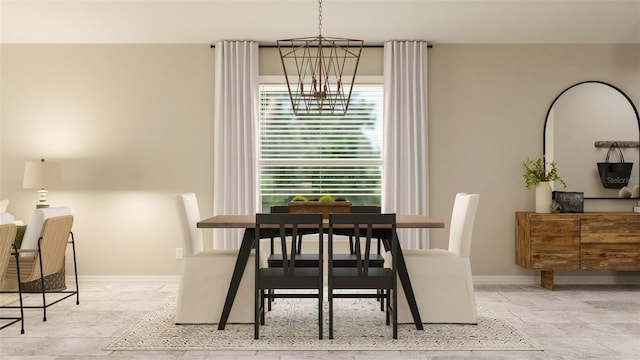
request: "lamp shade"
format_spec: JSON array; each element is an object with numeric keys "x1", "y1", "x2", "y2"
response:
[{"x1": 23, "y1": 160, "x2": 62, "y2": 189}]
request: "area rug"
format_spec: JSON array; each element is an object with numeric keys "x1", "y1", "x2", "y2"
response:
[{"x1": 104, "y1": 297, "x2": 542, "y2": 351}]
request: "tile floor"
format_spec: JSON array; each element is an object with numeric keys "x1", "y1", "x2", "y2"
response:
[{"x1": 0, "y1": 280, "x2": 638, "y2": 359}]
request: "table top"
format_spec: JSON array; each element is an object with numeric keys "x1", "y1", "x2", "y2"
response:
[{"x1": 197, "y1": 214, "x2": 445, "y2": 229}]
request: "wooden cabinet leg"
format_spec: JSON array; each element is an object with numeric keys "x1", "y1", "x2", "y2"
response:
[{"x1": 541, "y1": 271, "x2": 554, "y2": 290}]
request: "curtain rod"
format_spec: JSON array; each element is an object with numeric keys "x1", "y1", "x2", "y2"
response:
[{"x1": 209, "y1": 43, "x2": 432, "y2": 49}]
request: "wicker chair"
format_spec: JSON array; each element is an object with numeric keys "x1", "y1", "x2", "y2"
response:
[
  {"x1": 0, "y1": 224, "x2": 24, "y2": 334},
  {"x1": 1, "y1": 208, "x2": 78, "y2": 322}
]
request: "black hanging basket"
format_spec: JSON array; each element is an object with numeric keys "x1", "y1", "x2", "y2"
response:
[{"x1": 597, "y1": 142, "x2": 633, "y2": 189}]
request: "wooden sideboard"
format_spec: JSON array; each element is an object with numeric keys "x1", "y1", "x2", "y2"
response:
[{"x1": 515, "y1": 212, "x2": 640, "y2": 290}]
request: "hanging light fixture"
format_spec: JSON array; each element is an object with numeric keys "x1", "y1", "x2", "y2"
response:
[{"x1": 277, "y1": 0, "x2": 363, "y2": 116}]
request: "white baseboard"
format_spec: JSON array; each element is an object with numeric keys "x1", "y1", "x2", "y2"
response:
[
  {"x1": 474, "y1": 274, "x2": 640, "y2": 286},
  {"x1": 70, "y1": 275, "x2": 180, "y2": 283},
  {"x1": 69, "y1": 274, "x2": 639, "y2": 286},
  {"x1": 473, "y1": 275, "x2": 536, "y2": 285}
]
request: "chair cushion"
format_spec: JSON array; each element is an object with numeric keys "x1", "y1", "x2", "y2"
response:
[
  {"x1": 0, "y1": 199, "x2": 8, "y2": 212},
  {"x1": 267, "y1": 253, "x2": 320, "y2": 267},
  {"x1": 13, "y1": 225, "x2": 27, "y2": 248},
  {"x1": 330, "y1": 267, "x2": 393, "y2": 289},
  {"x1": 332, "y1": 253, "x2": 384, "y2": 267},
  {"x1": 20, "y1": 207, "x2": 72, "y2": 254},
  {"x1": 0, "y1": 212, "x2": 15, "y2": 225}
]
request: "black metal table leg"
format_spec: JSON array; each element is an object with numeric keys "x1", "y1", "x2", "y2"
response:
[
  {"x1": 393, "y1": 232, "x2": 423, "y2": 330},
  {"x1": 384, "y1": 229, "x2": 424, "y2": 330},
  {"x1": 217, "y1": 228, "x2": 254, "y2": 330},
  {"x1": 217, "y1": 226, "x2": 423, "y2": 331}
]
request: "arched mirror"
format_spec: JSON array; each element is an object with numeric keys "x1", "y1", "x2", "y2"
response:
[{"x1": 544, "y1": 81, "x2": 640, "y2": 199}]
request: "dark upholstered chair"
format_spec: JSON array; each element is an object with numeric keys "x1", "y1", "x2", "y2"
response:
[
  {"x1": 265, "y1": 206, "x2": 319, "y2": 311},
  {"x1": 254, "y1": 213, "x2": 324, "y2": 339},
  {"x1": 328, "y1": 213, "x2": 398, "y2": 339},
  {"x1": 332, "y1": 205, "x2": 385, "y2": 267}
]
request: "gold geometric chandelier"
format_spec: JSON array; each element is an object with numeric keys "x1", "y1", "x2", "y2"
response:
[{"x1": 277, "y1": 0, "x2": 364, "y2": 116}]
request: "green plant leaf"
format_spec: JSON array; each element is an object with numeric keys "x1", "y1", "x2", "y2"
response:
[
  {"x1": 318, "y1": 195, "x2": 335, "y2": 202},
  {"x1": 522, "y1": 157, "x2": 567, "y2": 189}
]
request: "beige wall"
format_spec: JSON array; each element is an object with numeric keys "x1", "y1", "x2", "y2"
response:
[
  {"x1": 1, "y1": 44, "x2": 638, "y2": 279},
  {"x1": 428, "y1": 44, "x2": 639, "y2": 278},
  {"x1": 1, "y1": 44, "x2": 215, "y2": 275}
]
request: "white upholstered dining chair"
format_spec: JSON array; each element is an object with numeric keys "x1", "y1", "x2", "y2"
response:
[
  {"x1": 174, "y1": 193, "x2": 254, "y2": 324},
  {"x1": 388, "y1": 193, "x2": 480, "y2": 324}
]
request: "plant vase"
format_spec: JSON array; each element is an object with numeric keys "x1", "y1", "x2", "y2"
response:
[
  {"x1": 535, "y1": 181, "x2": 552, "y2": 213},
  {"x1": 288, "y1": 201, "x2": 352, "y2": 219}
]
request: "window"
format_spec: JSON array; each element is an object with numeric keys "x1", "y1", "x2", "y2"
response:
[{"x1": 259, "y1": 78, "x2": 383, "y2": 212}]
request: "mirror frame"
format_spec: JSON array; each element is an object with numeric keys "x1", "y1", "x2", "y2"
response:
[{"x1": 543, "y1": 80, "x2": 640, "y2": 199}]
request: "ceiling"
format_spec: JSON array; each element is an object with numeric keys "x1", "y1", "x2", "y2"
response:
[{"x1": 1, "y1": 0, "x2": 639, "y2": 45}]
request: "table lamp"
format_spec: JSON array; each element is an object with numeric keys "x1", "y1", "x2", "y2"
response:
[{"x1": 23, "y1": 159, "x2": 62, "y2": 208}]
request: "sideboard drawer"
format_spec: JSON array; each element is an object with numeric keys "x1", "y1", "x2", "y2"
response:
[
  {"x1": 582, "y1": 243, "x2": 640, "y2": 270},
  {"x1": 529, "y1": 217, "x2": 580, "y2": 269},
  {"x1": 581, "y1": 215, "x2": 640, "y2": 244},
  {"x1": 581, "y1": 215, "x2": 640, "y2": 270}
]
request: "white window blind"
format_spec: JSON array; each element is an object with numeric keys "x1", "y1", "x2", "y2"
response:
[{"x1": 259, "y1": 81, "x2": 383, "y2": 212}]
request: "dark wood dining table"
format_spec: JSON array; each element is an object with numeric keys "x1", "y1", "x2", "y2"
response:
[{"x1": 197, "y1": 214, "x2": 445, "y2": 330}]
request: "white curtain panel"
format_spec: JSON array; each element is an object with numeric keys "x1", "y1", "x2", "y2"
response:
[
  {"x1": 213, "y1": 40, "x2": 260, "y2": 249},
  {"x1": 383, "y1": 41, "x2": 430, "y2": 249}
]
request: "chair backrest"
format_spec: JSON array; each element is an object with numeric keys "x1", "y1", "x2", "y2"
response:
[
  {"x1": 0, "y1": 224, "x2": 17, "y2": 280},
  {"x1": 350, "y1": 205, "x2": 381, "y2": 213},
  {"x1": 256, "y1": 213, "x2": 323, "y2": 275},
  {"x1": 448, "y1": 193, "x2": 480, "y2": 257},
  {"x1": 270, "y1": 205, "x2": 290, "y2": 213},
  {"x1": 20, "y1": 207, "x2": 72, "y2": 256},
  {"x1": 329, "y1": 213, "x2": 396, "y2": 274},
  {"x1": 0, "y1": 212, "x2": 15, "y2": 225},
  {"x1": 38, "y1": 215, "x2": 74, "y2": 277},
  {"x1": 177, "y1": 193, "x2": 204, "y2": 257}
]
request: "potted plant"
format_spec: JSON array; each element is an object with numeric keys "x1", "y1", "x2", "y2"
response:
[
  {"x1": 522, "y1": 157, "x2": 566, "y2": 213},
  {"x1": 288, "y1": 195, "x2": 351, "y2": 218}
]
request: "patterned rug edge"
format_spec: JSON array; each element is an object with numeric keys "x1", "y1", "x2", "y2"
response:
[{"x1": 104, "y1": 298, "x2": 544, "y2": 352}]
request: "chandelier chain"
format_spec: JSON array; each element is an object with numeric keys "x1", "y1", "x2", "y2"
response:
[{"x1": 318, "y1": 0, "x2": 322, "y2": 35}]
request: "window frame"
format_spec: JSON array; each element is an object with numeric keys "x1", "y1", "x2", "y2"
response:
[{"x1": 258, "y1": 76, "x2": 384, "y2": 211}]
